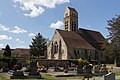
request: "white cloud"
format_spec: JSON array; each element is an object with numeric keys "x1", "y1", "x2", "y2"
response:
[
  {"x1": 14, "y1": 0, "x2": 70, "y2": 17},
  {"x1": 0, "y1": 35, "x2": 12, "y2": 40},
  {"x1": 0, "y1": 43, "x2": 4, "y2": 48},
  {"x1": 0, "y1": 24, "x2": 27, "y2": 34},
  {"x1": 34, "y1": 0, "x2": 70, "y2": 8},
  {"x1": 24, "y1": 6, "x2": 44, "y2": 17},
  {"x1": 11, "y1": 26, "x2": 27, "y2": 34},
  {"x1": 13, "y1": 5, "x2": 17, "y2": 8},
  {"x1": 28, "y1": 33, "x2": 36, "y2": 37},
  {"x1": 50, "y1": 20, "x2": 63, "y2": 29},
  {"x1": 0, "y1": 24, "x2": 10, "y2": 31},
  {"x1": 16, "y1": 38, "x2": 24, "y2": 44}
]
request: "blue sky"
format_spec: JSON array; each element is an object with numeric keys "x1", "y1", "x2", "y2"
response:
[{"x1": 0, "y1": 0, "x2": 120, "y2": 49}]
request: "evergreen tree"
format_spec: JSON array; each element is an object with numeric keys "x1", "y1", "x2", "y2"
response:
[
  {"x1": 29, "y1": 33, "x2": 47, "y2": 58},
  {"x1": 107, "y1": 15, "x2": 120, "y2": 65},
  {"x1": 3, "y1": 44, "x2": 11, "y2": 57}
]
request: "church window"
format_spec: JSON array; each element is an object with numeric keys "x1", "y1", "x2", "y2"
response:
[
  {"x1": 77, "y1": 50, "x2": 80, "y2": 58},
  {"x1": 72, "y1": 13, "x2": 74, "y2": 16},
  {"x1": 94, "y1": 51, "x2": 98, "y2": 60},
  {"x1": 72, "y1": 21, "x2": 74, "y2": 31},
  {"x1": 74, "y1": 50, "x2": 77, "y2": 59},
  {"x1": 85, "y1": 49, "x2": 88, "y2": 59},
  {"x1": 65, "y1": 20, "x2": 68, "y2": 31},
  {"x1": 74, "y1": 21, "x2": 76, "y2": 31},
  {"x1": 72, "y1": 21, "x2": 77, "y2": 32},
  {"x1": 77, "y1": 50, "x2": 79, "y2": 54},
  {"x1": 54, "y1": 41, "x2": 58, "y2": 53},
  {"x1": 65, "y1": 13, "x2": 68, "y2": 16}
]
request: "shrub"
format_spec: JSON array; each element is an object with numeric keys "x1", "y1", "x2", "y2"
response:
[
  {"x1": 64, "y1": 69, "x2": 68, "y2": 73},
  {"x1": 77, "y1": 58, "x2": 90, "y2": 67}
]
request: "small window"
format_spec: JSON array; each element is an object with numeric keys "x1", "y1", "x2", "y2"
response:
[
  {"x1": 77, "y1": 50, "x2": 79, "y2": 54},
  {"x1": 54, "y1": 41, "x2": 58, "y2": 53},
  {"x1": 65, "y1": 13, "x2": 68, "y2": 16},
  {"x1": 74, "y1": 50, "x2": 78, "y2": 59}
]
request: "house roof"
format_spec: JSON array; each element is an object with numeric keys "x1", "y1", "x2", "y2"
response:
[
  {"x1": 12, "y1": 49, "x2": 30, "y2": 55},
  {"x1": 56, "y1": 29, "x2": 96, "y2": 50},
  {"x1": 79, "y1": 28, "x2": 105, "y2": 50}
]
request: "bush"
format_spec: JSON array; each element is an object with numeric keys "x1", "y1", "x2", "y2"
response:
[
  {"x1": 14, "y1": 64, "x2": 22, "y2": 71},
  {"x1": 76, "y1": 58, "x2": 90, "y2": 67},
  {"x1": 64, "y1": 70, "x2": 68, "y2": 73}
]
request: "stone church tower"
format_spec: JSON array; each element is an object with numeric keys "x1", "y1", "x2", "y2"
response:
[
  {"x1": 47, "y1": 7, "x2": 106, "y2": 62},
  {"x1": 64, "y1": 7, "x2": 78, "y2": 32}
]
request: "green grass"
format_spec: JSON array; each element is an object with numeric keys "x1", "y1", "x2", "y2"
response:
[
  {"x1": 115, "y1": 72, "x2": 120, "y2": 76},
  {"x1": 0, "y1": 75, "x2": 9, "y2": 80},
  {"x1": 42, "y1": 74, "x2": 61, "y2": 80},
  {"x1": 42, "y1": 74, "x2": 83, "y2": 80},
  {"x1": 56, "y1": 75, "x2": 83, "y2": 80},
  {"x1": 0, "y1": 74, "x2": 83, "y2": 80},
  {"x1": 0, "y1": 74, "x2": 43, "y2": 80},
  {"x1": 106, "y1": 64, "x2": 115, "y2": 67},
  {"x1": 2, "y1": 72, "x2": 120, "y2": 80}
]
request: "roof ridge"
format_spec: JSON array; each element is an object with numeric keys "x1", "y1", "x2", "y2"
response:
[{"x1": 79, "y1": 28, "x2": 100, "y2": 33}]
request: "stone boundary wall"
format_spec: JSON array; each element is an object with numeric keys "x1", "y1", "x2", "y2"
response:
[{"x1": 37, "y1": 59, "x2": 70, "y2": 67}]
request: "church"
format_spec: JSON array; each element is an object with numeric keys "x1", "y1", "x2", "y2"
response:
[{"x1": 47, "y1": 7, "x2": 106, "y2": 62}]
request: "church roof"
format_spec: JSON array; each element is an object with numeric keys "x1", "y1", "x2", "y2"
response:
[
  {"x1": 67, "y1": 7, "x2": 78, "y2": 13},
  {"x1": 56, "y1": 29, "x2": 96, "y2": 50},
  {"x1": 79, "y1": 28, "x2": 105, "y2": 50}
]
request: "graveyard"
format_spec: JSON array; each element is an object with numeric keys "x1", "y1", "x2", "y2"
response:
[
  {"x1": 0, "y1": 0, "x2": 120, "y2": 80},
  {"x1": 1, "y1": 58, "x2": 120, "y2": 80}
]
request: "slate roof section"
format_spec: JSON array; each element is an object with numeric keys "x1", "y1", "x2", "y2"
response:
[
  {"x1": 79, "y1": 28, "x2": 105, "y2": 50},
  {"x1": 67, "y1": 7, "x2": 78, "y2": 13},
  {"x1": 12, "y1": 48, "x2": 30, "y2": 57},
  {"x1": 56, "y1": 29, "x2": 96, "y2": 50}
]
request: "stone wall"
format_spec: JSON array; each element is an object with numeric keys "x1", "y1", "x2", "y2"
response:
[
  {"x1": 47, "y1": 30, "x2": 68, "y2": 60},
  {"x1": 37, "y1": 59, "x2": 70, "y2": 67}
]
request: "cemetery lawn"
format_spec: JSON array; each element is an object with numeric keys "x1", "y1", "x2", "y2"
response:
[
  {"x1": 116, "y1": 72, "x2": 120, "y2": 76},
  {"x1": 0, "y1": 74, "x2": 83, "y2": 80},
  {"x1": 106, "y1": 64, "x2": 115, "y2": 67},
  {"x1": 42, "y1": 74, "x2": 83, "y2": 80}
]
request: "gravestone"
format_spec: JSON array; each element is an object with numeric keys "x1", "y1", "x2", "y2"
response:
[
  {"x1": 104, "y1": 72, "x2": 115, "y2": 80},
  {"x1": 10, "y1": 71, "x2": 26, "y2": 79},
  {"x1": 84, "y1": 65, "x2": 93, "y2": 78},
  {"x1": 100, "y1": 64, "x2": 108, "y2": 75},
  {"x1": 93, "y1": 65, "x2": 100, "y2": 73},
  {"x1": 63, "y1": 65, "x2": 68, "y2": 73},
  {"x1": 54, "y1": 65, "x2": 63, "y2": 72},
  {"x1": 77, "y1": 64, "x2": 83, "y2": 74},
  {"x1": 28, "y1": 60, "x2": 41, "y2": 78}
]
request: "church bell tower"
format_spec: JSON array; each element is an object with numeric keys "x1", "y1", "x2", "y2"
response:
[{"x1": 64, "y1": 7, "x2": 78, "y2": 32}]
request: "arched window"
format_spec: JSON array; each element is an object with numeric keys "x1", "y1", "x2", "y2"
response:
[
  {"x1": 74, "y1": 50, "x2": 77, "y2": 59},
  {"x1": 54, "y1": 41, "x2": 58, "y2": 53}
]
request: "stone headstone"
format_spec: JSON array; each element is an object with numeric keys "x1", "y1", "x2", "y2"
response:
[
  {"x1": 93, "y1": 65, "x2": 100, "y2": 73},
  {"x1": 100, "y1": 64, "x2": 108, "y2": 75},
  {"x1": 28, "y1": 61, "x2": 41, "y2": 78},
  {"x1": 30, "y1": 61, "x2": 37, "y2": 72},
  {"x1": 104, "y1": 72, "x2": 115, "y2": 80},
  {"x1": 10, "y1": 71, "x2": 26, "y2": 79},
  {"x1": 54, "y1": 66, "x2": 63, "y2": 72},
  {"x1": 77, "y1": 65, "x2": 83, "y2": 74}
]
